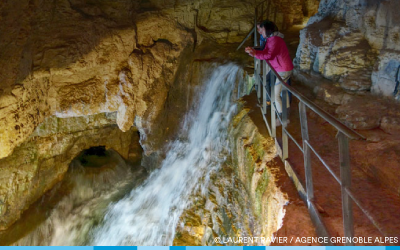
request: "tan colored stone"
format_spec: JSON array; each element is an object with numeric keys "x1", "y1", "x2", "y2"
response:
[
  {"x1": 314, "y1": 84, "x2": 344, "y2": 105},
  {"x1": 340, "y1": 70, "x2": 372, "y2": 91},
  {"x1": 380, "y1": 116, "x2": 400, "y2": 135},
  {"x1": 0, "y1": 12, "x2": 194, "y2": 159},
  {"x1": 323, "y1": 32, "x2": 374, "y2": 80},
  {"x1": 175, "y1": 96, "x2": 317, "y2": 245},
  {"x1": 0, "y1": 113, "x2": 137, "y2": 230},
  {"x1": 335, "y1": 100, "x2": 386, "y2": 130},
  {"x1": 0, "y1": 0, "x2": 320, "y2": 232},
  {"x1": 296, "y1": 0, "x2": 400, "y2": 96}
]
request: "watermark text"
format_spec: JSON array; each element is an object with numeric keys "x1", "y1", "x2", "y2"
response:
[{"x1": 214, "y1": 236, "x2": 398, "y2": 245}]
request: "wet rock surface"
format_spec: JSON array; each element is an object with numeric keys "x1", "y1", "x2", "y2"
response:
[
  {"x1": 0, "y1": 0, "x2": 320, "y2": 158},
  {"x1": 174, "y1": 95, "x2": 318, "y2": 246},
  {"x1": 0, "y1": 149, "x2": 148, "y2": 245},
  {"x1": 0, "y1": 0, "x2": 320, "y2": 231},
  {"x1": 0, "y1": 112, "x2": 140, "y2": 230}
]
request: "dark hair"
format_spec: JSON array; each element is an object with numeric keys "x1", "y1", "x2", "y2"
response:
[{"x1": 260, "y1": 20, "x2": 278, "y2": 37}]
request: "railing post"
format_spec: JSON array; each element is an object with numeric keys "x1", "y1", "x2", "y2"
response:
[
  {"x1": 299, "y1": 103, "x2": 314, "y2": 202},
  {"x1": 262, "y1": 60, "x2": 267, "y2": 115},
  {"x1": 254, "y1": 8, "x2": 257, "y2": 47},
  {"x1": 254, "y1": 9, "x2": 260, "y2": 100},
  {"x1": 254, "y1": 59, "x2": 259, "y2": 99},
  {"x1": 257, "y1": 62, "x2": 261, "y2": 101},
  {"x1": 270, "y1": 72, "x2": 276, "y2": 137},
  {"x1": 338, "y1": 131, "x2": 354, "y2": 246},
  {"x1": 282, "y1": 87, "x2": 289, "y2": 160}
]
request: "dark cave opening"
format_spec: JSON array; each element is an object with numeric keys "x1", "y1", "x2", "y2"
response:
[{"x1": 76, "y1": 146, "x2": 111, "y2": 168}]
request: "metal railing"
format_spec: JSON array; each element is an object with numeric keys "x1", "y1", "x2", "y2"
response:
[
  {"x1": 237, "y1": 0, "x2": 281, "y2": 51},
  {"x1": 238, "y1": 4, "x2": 392, "y2": 246}
]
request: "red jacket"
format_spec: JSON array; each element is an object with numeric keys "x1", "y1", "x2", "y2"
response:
[{"x1": 254, "y1": 36, "x2": 294, "y2": 72}]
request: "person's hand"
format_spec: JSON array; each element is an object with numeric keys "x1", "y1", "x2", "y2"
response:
[{"x1": 245, "y1": 47, "x2": 256, "y2": 57}]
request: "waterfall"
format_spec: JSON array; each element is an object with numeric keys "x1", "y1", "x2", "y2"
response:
[
  {"x1": 91, "y1": 63, "x2": 240, "y2": 246},
  {"x1": 11, "y1": 63, "x2": 241, "y2": 246}
]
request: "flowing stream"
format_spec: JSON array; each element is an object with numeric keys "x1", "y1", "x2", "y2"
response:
[{"x1": 11, "y1": 63, "x2": 241, "y2": 246}]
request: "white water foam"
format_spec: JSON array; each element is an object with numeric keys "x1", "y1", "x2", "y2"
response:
[
  {"x1": 90, "y1": 64, "x2": 241, "y2": 245},
  {"x1": 10, "y1": 63, "x2": 241, "y2": 246}
]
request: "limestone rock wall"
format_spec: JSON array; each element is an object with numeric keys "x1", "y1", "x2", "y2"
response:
[
  {"x1": 295, "y1": 0, "x2": 400, "y2": 96},
  {"x1": 173, "y1": 96, "x2": 317, "y2": 246},
  {"x1": 0, "y1": 0, "x2": 321, "y2": 159},
  {"x1": 0, "y1": 0, "x2": 320, "y2": 230},
  {"x1": 229, "y1": 107, "x2": 287, "y2": 244},
  {"x1": 266, "y1": 0, "x2": 320, "y2": 30},
  {"x1": 173, "y1": 102, "x2": 285, "y2": 246},
  {"x1": 0, "y1": 0, "x2": 195, "y2": 159},
  {"x1": 0, "y1": 112, "x2": 139, "y2": 230},
  {"x1": 0, "y1": 0, "x2": 196, "y2": 227}
]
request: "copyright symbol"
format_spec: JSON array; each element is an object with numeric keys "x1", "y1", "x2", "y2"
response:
[{"x1": 214, "y1": 237, "x2": 221, "y2": 243}]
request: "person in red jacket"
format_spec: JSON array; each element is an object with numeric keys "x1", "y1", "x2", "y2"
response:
[{"x1": 245, "y1": 20, "x2": 293, "y2": 125}]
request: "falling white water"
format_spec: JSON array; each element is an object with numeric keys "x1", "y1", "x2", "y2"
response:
[
  {"x1": 91, "y1": 64, "x2": 240, "y2": 246},
  {"x1": 8, "y1": 63, "x2": 241, "y2": 246},
  {"x1": 10, "y1": 148, "x2": 145, "y2": 246}
]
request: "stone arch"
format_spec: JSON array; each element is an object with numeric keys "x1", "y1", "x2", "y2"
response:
[{"x1": 0, "y1": 113, "x2": 143, "y2": 230}]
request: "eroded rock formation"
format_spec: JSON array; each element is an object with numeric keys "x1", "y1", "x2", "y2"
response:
[
  {"x1": 0, "y1": 1, "x2": 194, "y2": 159},
  {"x1": 0, "y1": 113, "x2": 139, "y2": 230},
  {"x1": 173, "y1": 97, "x2": 317, "y2": 246},
  {"x1": 0, "y1": 0, "x2": 318, "y2": 231},
  {"x1": 294, "y1": 2, "x2": 400, "y2": 192},
  {"x1": 295, "y1": 0, "x2": 400, "y2": 95}
]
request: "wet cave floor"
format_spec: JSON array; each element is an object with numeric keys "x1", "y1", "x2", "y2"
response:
[
  {"x1": 1, "y1": 25, "x2": 400, "y2": 246},
  {"x1": 240, "y1": 25, "x2": 400, "y2": 245},
  {"x1": 261, "y1": 26, "x2": 400, "y2": 245}
]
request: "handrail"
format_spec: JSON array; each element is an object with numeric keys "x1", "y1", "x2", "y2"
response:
[
  {"x1": 237, "y1": 0, "x2": 278, "y2": 51},
  {"x1": 250, "y1": 55, "x2": 389, "y2": 245},
  {"x1": 236, "y1": 27, "x2": 255, "y2": 51},
  {"x1": 266, "y1": 61, "x2": 365, "y2": 140},
  {"x1": 239, "y1": 5, "x2": 391, "y2": 245}
]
